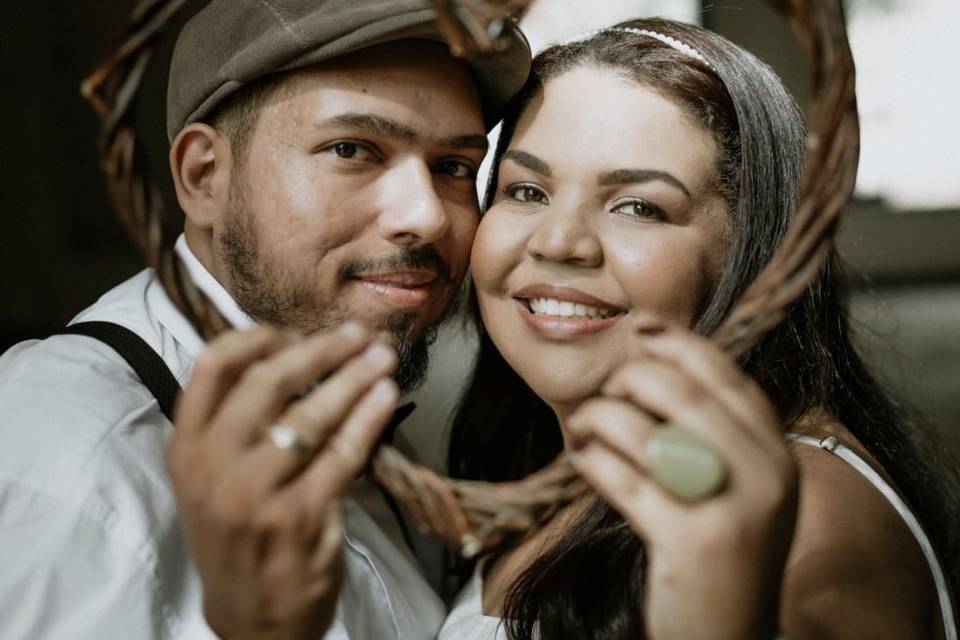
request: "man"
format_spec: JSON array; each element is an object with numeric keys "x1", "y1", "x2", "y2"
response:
[{"x1": 0, "y1": 1, "x2": 529, "y2": 637}]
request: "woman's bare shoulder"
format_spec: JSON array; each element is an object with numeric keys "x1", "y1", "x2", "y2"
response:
[{"x1": 780, "y1": 419, "x2": 939, "y2": 638}]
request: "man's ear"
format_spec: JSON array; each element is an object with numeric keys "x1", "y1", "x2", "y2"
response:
[{"x1": 169, "y1": 123, "x2": 233, "y2": 230}]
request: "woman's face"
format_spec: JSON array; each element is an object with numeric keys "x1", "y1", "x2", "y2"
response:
[{"x1": 471, "y1": 64, "x2": 730, "y2": 416}]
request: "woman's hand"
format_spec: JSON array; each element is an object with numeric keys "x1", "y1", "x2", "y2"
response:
[
  {"x1": 566, "y1": 326, "x2": 798, "y2": 640},
  {"x1": 166, "y1": 323, "x2": 400, "y2": 639}
]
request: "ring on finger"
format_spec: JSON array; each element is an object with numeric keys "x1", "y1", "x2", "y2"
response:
[
  {"x1": 265, "y1": 424, "x2": 313, "y2": 458},
  {"x1": 645, "y1": 423, "x2": 726, "y2": 502}
]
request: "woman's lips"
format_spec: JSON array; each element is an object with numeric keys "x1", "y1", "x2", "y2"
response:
[
  {"x1": 512, "y1": 284, "x2": 626, "y2": 340},
  {"x1": 354, "y1": 271, "x2": 439, "y2": 309}
]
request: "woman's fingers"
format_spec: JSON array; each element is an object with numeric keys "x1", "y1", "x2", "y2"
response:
[
  {"x1": 567, "y1": 397, "x2": 658, "y2": 472},
  {"x1": 598, "y1": 357, "x2": 767, "y2": 465},
  {"x1": 631, "y1": 327, "x2": 780, "y2": 441},
  {"x1": 569, "y1": 439, "x2": 674, "y2": 539}
]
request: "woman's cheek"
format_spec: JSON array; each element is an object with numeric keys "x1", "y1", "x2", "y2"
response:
[{"x1": 469, "y1": 210, "x2": 524, "y2": 294}]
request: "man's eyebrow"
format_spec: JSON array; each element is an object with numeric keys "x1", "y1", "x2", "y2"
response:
[
  {"x1": 323, "y1": 112, "x2": 486, "y2": 151},
  {"x1": 502, "y1": 150, "x2": 552, "y2": 177},
  {"x1": 323, "y1": 113, "x2": 418, "y2": 141},
  {"x1": 597, "y1": 169, "x2": 691, "y2": 198},
  {"x1": 438, "y1": 134, "x2": 489, "y2": 151}
]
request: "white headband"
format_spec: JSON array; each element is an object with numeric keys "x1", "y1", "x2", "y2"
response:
[{"x1": 555, "y1": 26, "x2": 713, "y2": 70}]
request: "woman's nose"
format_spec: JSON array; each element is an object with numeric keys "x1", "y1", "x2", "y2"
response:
[{"x1": 526, "y1": 204, "x2": 602, "y2": 267}]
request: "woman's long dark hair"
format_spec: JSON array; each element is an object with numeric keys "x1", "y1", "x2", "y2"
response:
[{"x1": 447, "y1": 18, "x2": 960, "y2": 639}]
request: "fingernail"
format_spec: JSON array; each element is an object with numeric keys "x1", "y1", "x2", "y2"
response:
[
  {"x1": 636, "y1": 324, "x2": 667, "y2": 337},
  {"x1": 365, "y1": 343, "x2": 396, "y2": 368},
  {"x1": 339, "y1": 321, "x2": 365, "y2": 339},
  {"x1": 568, "y1": 434, "x2": 587, "y2": 451},
  {"x1": 371, "y1": 378, "x2": 398, "y2": 401}
]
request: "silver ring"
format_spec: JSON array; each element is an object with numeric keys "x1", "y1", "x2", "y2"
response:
[{"x1": 265, "y1": 425, "x2": 312, "y2": 457}]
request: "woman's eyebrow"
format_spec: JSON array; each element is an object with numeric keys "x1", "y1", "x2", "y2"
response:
[
  {"x1": 502, "y1": 150, "x2": 552, "y2": 177},
  {"x1": 597, "y1": 169, "x2": 691, "y2": 198}
]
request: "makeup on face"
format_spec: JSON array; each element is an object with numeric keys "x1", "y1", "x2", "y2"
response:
[{"x1": 470, "y1": 65, "x2": 729, "y2": 408}]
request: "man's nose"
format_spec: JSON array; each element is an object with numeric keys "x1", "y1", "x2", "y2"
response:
[
  {"x1": 377, "y1": 159, "x2": 450, "y2": 247},
  {"x1": 526, "y1": 202, "x2": 602, "y2": 268}
]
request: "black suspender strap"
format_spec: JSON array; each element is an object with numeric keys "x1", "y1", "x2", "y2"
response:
[{"x1": 53, "y1": 321, "x2": 181, "y2": 422}]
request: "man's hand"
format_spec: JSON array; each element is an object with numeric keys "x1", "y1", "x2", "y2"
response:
[{"x1": 166, "y1": 322, "x2": 399, "y2": 640}]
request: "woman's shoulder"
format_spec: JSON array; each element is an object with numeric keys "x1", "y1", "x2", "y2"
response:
[{"x1": 782, "y1": 415, "x2": 941, "y2": 637}]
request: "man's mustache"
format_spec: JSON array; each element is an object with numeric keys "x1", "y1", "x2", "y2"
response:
[{"x1": 338, "y1": 247, "x2": 453, "y2": 285}]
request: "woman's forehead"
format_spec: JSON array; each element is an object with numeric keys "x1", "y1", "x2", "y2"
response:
[{"x1": 507, "y1": 65, "x2": 719, "y2": 192}]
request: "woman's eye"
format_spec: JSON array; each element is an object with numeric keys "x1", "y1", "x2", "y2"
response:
[
  {"x1": 505, "y1": 183, "x2": 548, "y2": 204},
  {"x1": 435, "y1": 160, "x2": 475, "y2": 179},
  {"x1": 611, "y1": 199, "x2": 665, "y2": 221}
]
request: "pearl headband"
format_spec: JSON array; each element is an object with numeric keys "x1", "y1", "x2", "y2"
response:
[{"x1": 556, "y1": 26, "x2": 713, "y2": 70}]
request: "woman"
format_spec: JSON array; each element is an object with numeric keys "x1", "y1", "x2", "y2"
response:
[{"x1": 441, "y1": 18, "x2": 958, "y2": 639}]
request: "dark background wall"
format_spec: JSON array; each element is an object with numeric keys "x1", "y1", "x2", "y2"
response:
[{"x1": 2, "y1": 1, "x2": 958, "y2": 456}]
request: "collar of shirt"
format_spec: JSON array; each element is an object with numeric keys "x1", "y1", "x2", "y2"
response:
[{"x1": 146, "y1": 235, "x2": 255, "y2": 361}]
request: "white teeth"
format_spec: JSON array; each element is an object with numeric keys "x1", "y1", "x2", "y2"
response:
[{"x1": 528, "y1": 298, "x2": 614, "y2": 319}]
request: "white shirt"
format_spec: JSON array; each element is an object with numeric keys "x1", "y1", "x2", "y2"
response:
[{"x1": 0, "y1": 237, "x2": 445, "y2": 639}]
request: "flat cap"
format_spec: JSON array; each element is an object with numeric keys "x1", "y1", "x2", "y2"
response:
[{"x1": 167, "y1": 0, "x2": 530, "y2": 140}]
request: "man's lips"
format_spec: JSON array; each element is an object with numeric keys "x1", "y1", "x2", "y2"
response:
[
  {"x1": 512, "y1": 283, "x2": 627, "y2": 340},
  {"x1": 353, "y1": 270, "x2": 441, "y2": 309}
]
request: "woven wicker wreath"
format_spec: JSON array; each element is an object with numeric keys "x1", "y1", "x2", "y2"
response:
[{"x1": 82, "y1": 0, "x2": 859, "y2": 558}]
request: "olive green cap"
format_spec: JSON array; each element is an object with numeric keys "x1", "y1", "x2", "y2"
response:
[{"x1": 166, "y1": 0, "x2": 531, "y2": 140}]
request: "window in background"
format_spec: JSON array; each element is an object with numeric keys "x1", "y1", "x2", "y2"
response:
[
  {"x1": 520, "y1": 0, "x2": 699, "y2": 54},
  {"x1": 847, "y1": 0, "x2": 960, "y2": 210}
]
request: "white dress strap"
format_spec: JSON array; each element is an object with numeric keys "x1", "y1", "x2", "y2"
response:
[{"x1": 787, "y1": 433, "x2": 957, "y2": 639}]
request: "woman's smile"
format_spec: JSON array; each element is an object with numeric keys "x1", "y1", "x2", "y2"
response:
[{"x1": 512, "y1": 283, "x2": 626, "y2": 340}]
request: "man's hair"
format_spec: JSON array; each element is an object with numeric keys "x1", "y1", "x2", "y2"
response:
[{"x1": 204, "y1": 73, "x2": 289, "y2": 164}]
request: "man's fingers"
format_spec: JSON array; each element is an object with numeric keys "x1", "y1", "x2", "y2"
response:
[
  {"x1": 284, "y1": 377, "x2": 400, "y2": 510},
  {"x1": 175, "y1": 326, "x2": 297, "y2": 437},
  {"x1": 206, "y1": 322, "x2": 373, "y2": 448},
  {"x1": 279, "y1": 341, "x2": 398, "y2": 453},
  {"x1": 222, "y1": 343, "x2": 399, "y2": 494}
]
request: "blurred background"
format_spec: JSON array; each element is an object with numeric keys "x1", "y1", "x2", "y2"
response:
[{"x1": 1, "y1": 0, "x2": 957, "y2": 466}]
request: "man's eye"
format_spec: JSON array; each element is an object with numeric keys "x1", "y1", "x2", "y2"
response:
[
  {"x1": 505, "y1": 183, "x2": 548, "y2": 204},
  {"x1": 334, "y1": 142, "x2": 358, "y2": 158},
  {"x1": 611, "y1": 199, "x2": 665, "y2": 221},
  {"x1": 435, "y1": 160, "x2": 475, "y2": 179},
  {"x1": 324, "y1": 141, "x2": 377, "y2": 162}
]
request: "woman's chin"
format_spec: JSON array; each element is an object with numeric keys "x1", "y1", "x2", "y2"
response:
[{"x1": 511, "y1": 361, "x2": 609, "y2": 415}]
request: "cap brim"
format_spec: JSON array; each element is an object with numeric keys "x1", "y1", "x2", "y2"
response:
[{"x1": 270, "y1": 12, "x2": 530, "y2": 131}]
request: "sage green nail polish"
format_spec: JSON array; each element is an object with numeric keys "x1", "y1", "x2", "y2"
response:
[{"x1": 645, "y1": 425, "x2": 726, "y2": 502}]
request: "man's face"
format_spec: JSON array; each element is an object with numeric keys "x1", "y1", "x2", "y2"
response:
[{"x1": 214, "y1": 41, "x2": 487, "y2": 390}]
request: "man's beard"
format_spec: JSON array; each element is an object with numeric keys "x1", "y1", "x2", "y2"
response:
[{"x1": 218, "y1": 181, "x2": 462, "y2": 392}]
